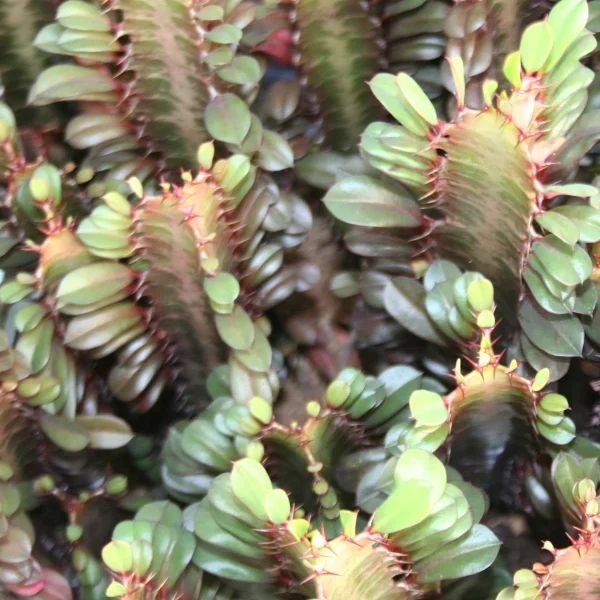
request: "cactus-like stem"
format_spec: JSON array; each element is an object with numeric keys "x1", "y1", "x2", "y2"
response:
[{"x1": 291, "y1": 0, "x2": 384, "y2": 151}]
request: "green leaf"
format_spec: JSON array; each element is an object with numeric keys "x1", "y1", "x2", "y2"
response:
[
  {"x1": 220, "y1": 155, "x2": 253, "y2": 194},
  {"x1": 520, "y1": 333, "x2": 570, "y2": 382},
  {"x1": 74, "y1": 415, "x2": 134, "y2": 450},
  {"x1": 384, "y1": 277, "x2": 446, "y2": 345},
  {"x1": 453, "y1": 272, "x2": 484, "y2": 321},
  {"x1": 230, "y1": 459, "x2": 272, "y2": 521},
  {"x1": 0, "y1": 280, "x2": 33, "y2": 303},
  {"x1": 544, "y1": 0, "x2": 590, "y2": 71},
  {"x1": 215, "y1": 306, "x2": 255, "y2": 350},
  {"x1": 249, "y1": 396, "x2": 272, "y2": 425},
  {"x1": 16, "y1": 319, "x2": 54, "y2": 373},
  {"x1": 366, "y1": 366, "x2": 423, "y2": 426},
  {"x1": 63, "y1": 302, "x2": 140, "y2": 350},
  {"x1": 447, "y1": 56, "x2": 465, "y2": 107},
  {"x1": 535, "y1": 212, "x2": 579, "y2": 246},
  {"x1": 478, "y1": 310, "x2": 496, "y2": 330},
  {"x1": 235, "y1": 328, "x2": 272, "y2": 372},
  {"x1": 256, "y1": 130, "x2": 294, "y2": 171},
  {"x1": 584, "y1": 302, "x2": 600, "y2": 347},
  {"x1": 416, "y1": 525, "x2": 500, "y2": 582},
  {"x1": 106, "y1": 581, "x2": 127, "y2": 597},
  {"x1": 323, "y1": 176, "x2": 422, "y2": 228},
  {"x1": 106, "y1": 476, "x2": 128, "y2": 496},
  {"x1": 538, "y1": 416, "x2": 576, "y2": 445},
  {"x1": 330, "y1": 271, "x2": 360, "y2": 298},
  {"x1": 31, "y1": 164, "x2": 61, "y2": 203},
  {"x1": 372, "y1": 479, "x2": 435, "y2": 534},
  {"x1": 369, "y1": 73, "x2": 431, "y2": 136},
  {"x1": 397, "y1": 492, "x2": 458, "y2": 547},
  {"x1": 545, "y1": 183, "x2": 598, "y2": 198},
  {"x1": 57, "y1": 262, "x2": 132, "y2": 305},
  {"x1": 217, "y1": 56, "x2": 261, "y2": 86},
  {"x1": 532, "y1": 368, "x2": 550, "y2": 392},
  {"x1": 194, "y1": 505, "x2": 261, "y2": 560},
  {"x1": 0, "y1": 483, "x2": 21, "y2": 516},
  {"x1": 57, "y1": 1, "x2": 111, "y2": 31},
  {"x1": 409, "y1": 390, "x2": 447, "y2": 427},
  {"x1": 287, "y1": 518, "x2": 310, "y2": 540},
  {"x1": 520, "y1": 21, "x2": 554, "y2": 74},
  {"x1": 18, "y1": 378, "x2": 42, "y2": 399},
  {"x1": 40, "y1": 413, "x2": 90, "y2": 452},
  {"x1": 296, "y1": 151, "x2": 371, "y2": 190},
  {"x1": 27, "y1": 377, "x2": 62, "y2": 407},
  {"x1": 466, "y1": 279, "x2": 494, "y2": 312},
  {"x1": 205, "y1": 94, "x2": 251, "y2": 145},
  {"x1": 326, "y1": 380, "x2": 351, "y2": 408},
  {"x1": 34, "y1": 23, "x2": 68, "y2": 55},
  {"x1": 527, "y1": 254, "x2": 573, "y2": 300},
  {"x1": 503, "y1": 51, "x2": 522, "y2": 87},
  {"x1": 540, "y1": 393, "x2": 569, "y2": 413},
  {"x1": 423, "y1": 260, "x2": 462, "y2": 291},
  {"x1": 28, "y1": 65, "x2": 117, "y2": 105},
  {"x1": 425, "y1": 281, "x2": 461, "y2": 341},
  {"x1": 482, "y1": 79, "x2": 498, "y2": 105},
  {"x1": 205, "y1": 24, "x2": 242, "y2": 44},
  {"x1": 66, "y1": 114, "x2": 129, "y2": 150},
  {"x1": 552, "y1": 206, "x2": 600, "y2": 243},
  {"x1": 0, "y1": 528, "x2": 32, "y2": 563},
  {"x1": 196, "y1": 5, "x2": 224, "y2": 20},
  {"x1": 181, "y1": 420, "x2": 236, "y2": 471},
  {"x1": 552, "y1": 452, "x2": 583, "y2": 511},
  {"x1": 102, "y1": 540, "x2": 133, "y2": 573},
  {"x1": 136, "y1": 501, "x2": 183, "y2": 526},
  {"x1": 193, "y1": 541, "x2": 271, "y2": 582},
  {"x1": 537, "y1": 406, "x2": 564, "y2": 426},
  {"x1": 264, "y1": 488, "x2": 290, "y2": 525},
  {"x1": 204, "y1": 47, "x2": 234, "y2": 67},
  {"x1": 339, "y1": 510, "x2": 358, "y2": 538},
  {"x1": 58, "y1": 30, "x2": 117, "y2": 55},
  {"x1": 405, "y1": 423, "x2": 449, "y2": 453},
  {"x1": 263, "y1": 79, "x2": 301, "y2": 122},
  {"x1": 532, "y1": 235, "x2": 592, "y2": 286},
  {"x1": 197, "y1": 142, "x2": 215, "y2": 169},
  {"x1": 523, "y1": 266, "x2": 574, "y2": 315},
  {"x1": 574, "y1": 280, "x2": 597, "y2": 316},
  {"x1": 396, "y1": 73, "x2": 438, "y2": 126},
  {"x1": 204, "y1": 273, "x2": 240, "y2": 305},
  {"x1": 394, "y1": 449, "x2": 447, "y2": 499},
  {"x1": 518, "y1": 298, "x2": 583, "y2": 357},
  {"x1": 165, "y1": 530, "x2": 195, "y2": 588},
  {"x1": 514, "y1": 569, "x2": 538, "y2": 589},
  {"x1": 102, "y1": 192, "x2": 132, "y2": 216}
]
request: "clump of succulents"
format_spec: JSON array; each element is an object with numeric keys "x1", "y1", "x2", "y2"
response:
[{"x1": 1, "y1": 0, "x2": 600, "y2": 598}]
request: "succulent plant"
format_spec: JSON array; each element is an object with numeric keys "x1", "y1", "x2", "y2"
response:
[
  {"x1": 496, "y1": 452, "x2": 600, "y2": 599},
  {"x1": 1, "y1": 0, "x2": 600, "y2": 598},
  {"x1": 323, "y1": 0, "x2": 600, "y2": 377},
  {"x1": 104, "y1": 454, "x2": 500, "y2": 599}
]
